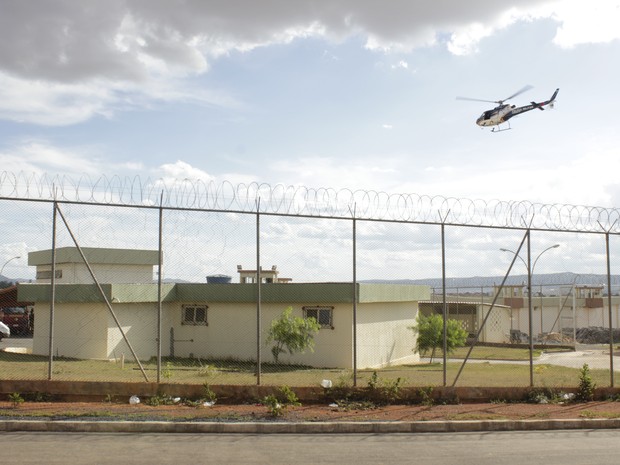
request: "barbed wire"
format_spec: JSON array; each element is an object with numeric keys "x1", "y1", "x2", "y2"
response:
[{"x1": 1, "y1": 171, "x2": 619, "y2": 233}]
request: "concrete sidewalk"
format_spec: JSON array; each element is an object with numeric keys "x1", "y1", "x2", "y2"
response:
[{"x1": 2, "y1": 417, "x2": 620, "y2": 434}]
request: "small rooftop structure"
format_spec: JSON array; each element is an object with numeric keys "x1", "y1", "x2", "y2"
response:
[
  {"x1": 494, "y1": 284, "x2": 525, "y2": 298},
  {"x1": 28, "y1": 247, "x2": 160, "y2": 284},
  {"x1": 574, "y1": 285, "x2": 604, "y2": 298},
  {"x1": 237, "y1": 265, "x2": 292, "y2": 284}
]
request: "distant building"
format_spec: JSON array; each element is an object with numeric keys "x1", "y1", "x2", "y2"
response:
[
  {"x1": 237, "y1": 264, "x2": 292, "y2": 283},
  {"x1": 18, "y1": 248, "x2": 429, "y2": 369},
  {"x1": 419, "y1": 300, "x2": 511, "y2": 343}
]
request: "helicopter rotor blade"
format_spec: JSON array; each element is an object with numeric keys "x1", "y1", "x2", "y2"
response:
[
  {"x1": 455, "y1": 96, "x2": 498, "y2": 104},
  {"x1": 502, "y1": 85, "x2": 534, "y2": 102},
  {"x1": 457, "y1": 85, "x2": 534, "y2": 105}
]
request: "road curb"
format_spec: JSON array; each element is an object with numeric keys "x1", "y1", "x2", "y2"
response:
[{"x1": 2, "y1": 418, "x2": 620, "y2": 434}]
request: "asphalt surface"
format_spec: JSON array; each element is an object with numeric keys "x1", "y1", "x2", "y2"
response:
[{"x1": 3, "y1": 430, "x2": 620, "y2": 465}]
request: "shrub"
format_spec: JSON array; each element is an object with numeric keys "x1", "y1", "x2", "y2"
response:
[
  {"x1": 418, "y1": 386, "x2": 434, "y2": 406},
  {"x1": 409, "y1": 314, "x2": 468, "y2": 363},
  {"x1": 262, "y1": 385, "x2": 301, "y2": 417},
  {"x1": 202, "y1": 383, "x2": 217, "y2": 404},
  {"x1": 366, "y1": 371, "x2": 404, "y2": 405},
  {"x1": 266, "y1": 307, "x2": 320, "y2": 363},
  {"x1": 8, "y1": 392, "x2": 24, "y2": 408}
]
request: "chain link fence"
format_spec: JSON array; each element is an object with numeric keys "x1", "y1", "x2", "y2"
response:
[{"x1": 1, "y1": 175, "x2": 619, "y2": 391}]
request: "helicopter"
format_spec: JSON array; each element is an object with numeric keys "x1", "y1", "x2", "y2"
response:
[{"x1": 457, "y1": 86, "x2": 559, "y2": 132}]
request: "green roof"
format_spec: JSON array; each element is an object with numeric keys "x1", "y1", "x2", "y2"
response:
[{"x1": 17, "y1": 282, "x2": 430, "y2": 304}]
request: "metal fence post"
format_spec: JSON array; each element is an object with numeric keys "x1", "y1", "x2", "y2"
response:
[
  {"x1": 47, "y1": 201, "x2": 58, "y2": 380},
  {"x1": 352, "y1": 211, "x2": 358, "y2": 387},
  {"x1": 527, "y1": 230, "x2": 534, "y2": 387},
  {"x1": 441, "y1": 222, "x2": 447, "y2": 387},
  {"x1": 255, "y1": 201, "x2": 262, "y2": 385},
  {"x1": 605, "y1": 232, "x2": 615, "y2": 387},
  {"x1": 157, "y1": 194, "x2": 164, "y2": 384}
]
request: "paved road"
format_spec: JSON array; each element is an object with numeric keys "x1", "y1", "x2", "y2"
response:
[
  {"x1": 537, "y1": 346, "x2": 618, "y2": 370},
  {"x1": 422, "y1": 344, "x2": 620, "y2": 371},
  {"x1": 1, "y1": 430, "x2": 619, "y2": 465}
]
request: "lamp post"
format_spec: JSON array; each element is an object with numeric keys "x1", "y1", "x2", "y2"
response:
[
  {"x1": 500, "y1": 245, "x2": 560, "y2": 338},
  {"x1": 0, "y1": 255, "x2": 21, "y2": 279}
]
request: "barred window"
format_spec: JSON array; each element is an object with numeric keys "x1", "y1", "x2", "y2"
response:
[
  {"x1": 182, "y1": 304, "x2": 208, "y2": 325},
  {"x1": 303, "y1": 306, "x2": 334, "y2": 329},
  {"x1": 36, "y1": 269, "x2": 63, "y2": 279}
]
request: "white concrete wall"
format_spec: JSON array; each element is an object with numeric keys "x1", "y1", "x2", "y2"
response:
[
  {"x1": 479, "y1": 306, "x2": 511, "y2": 343},
  {"x1": 167, "y1": 302, "x2": 354, "y2": 368},
  {"x1": 356, "y1": 301, "x2": 419, "y2": 369},
  {"x1": 31, "y1": 300, "x2": 423, "y2": 369},
  {"x1": 32, "y1": 303, "x2": 109, "y2": 359},
  {"x1": 510, "y1": 303, "x2": 620, "y2": 338},
  {"x1": 106, "y1": 303, "x2": 166, "y2": 361}
]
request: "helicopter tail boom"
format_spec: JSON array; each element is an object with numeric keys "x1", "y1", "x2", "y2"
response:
[
  {"x1": 504, "y1": 88, "x2": 560, "y2": 120},
  {"x1": 534, "y1": 88, "x2": 559, "y2": 109}
]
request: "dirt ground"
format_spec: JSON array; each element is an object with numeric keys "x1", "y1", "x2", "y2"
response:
[{"x1": 3, "y1": 400, "x2": 620, "y2": 422}]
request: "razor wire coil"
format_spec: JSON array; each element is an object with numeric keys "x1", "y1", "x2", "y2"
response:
[{"x1": 1, "y1": 171, "x2": 619, "y2": 233}]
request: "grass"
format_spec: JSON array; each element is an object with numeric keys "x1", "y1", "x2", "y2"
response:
[
  {"x1": 0, "y1": 348, "x2": 610, "y2": 388},
  {"x1": 579, "y1": 410, "x2": 620, "y2": 419}
]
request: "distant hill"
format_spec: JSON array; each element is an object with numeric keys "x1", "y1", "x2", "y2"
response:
[{"x1": 363, "y1": 272, "x2": 620, "y2": 290}]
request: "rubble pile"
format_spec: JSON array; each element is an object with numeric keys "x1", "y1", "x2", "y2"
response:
[
  {"x1": 575, "y1": 326, "x2": 620, "y2": 344},
  {"x1": 541, "y1": 332, "x2": 573, "y2": 344}
]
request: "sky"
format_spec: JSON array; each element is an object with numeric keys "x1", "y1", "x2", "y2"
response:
[{"x1": 1, "y1": 0, "x2": 620, "y2": 282}]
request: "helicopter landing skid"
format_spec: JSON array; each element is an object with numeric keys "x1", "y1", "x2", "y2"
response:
[{"x1": 491, "y1": 122, "x2": 511, "y2": 132}]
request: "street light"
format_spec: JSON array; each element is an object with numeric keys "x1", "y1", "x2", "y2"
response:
[
  {"x1": 500, "y1": 244, "x2": 560, "y2": 277},
  {"x1": 500, "y1": 244, "x2": 560, "y2": 336},
  {"x1": 0, "y1": 255, "x2": 21, "y2": 279}
]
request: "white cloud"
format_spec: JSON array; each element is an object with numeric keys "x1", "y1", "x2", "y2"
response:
[
  {"x1": 0, "y1": 142, "x2": 102, "y2": 175},
  {"x1": 447, "y1": 22, "x2": 495, "y2": 55},
  {"x1": 395, "y1": 145, "x2": 620, "y2": 208},
  {"x1": 0, "y1": 140, "x2": 150, "y2": 181},
  {"x1": 0, "y1": 73, "x2": 113, "y2": 126},
  {"x1": 271, "y1": 156, "x2": 400, "y2": 191},
  {"x1": 156, "y1": 160, "x2": 214, "y2": 182},
  {"x1": 548, "y1": 0, "x2": 620, "y2": 47},
  {"x1": 391, "y1": 60, "x2": 409, "y2": 70},
  {"x1": 2, "y1": 1, "x2": 618, "y2": 126}
]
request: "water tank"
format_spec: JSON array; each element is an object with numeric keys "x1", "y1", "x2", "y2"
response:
[{"x1": 206, "y1": 274, "x2": 232, "y2": 284}]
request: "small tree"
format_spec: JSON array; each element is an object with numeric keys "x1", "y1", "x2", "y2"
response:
[
  {"x1": 576, "y1": 363, "x2": 596, "y2": 402},
  {"x1": 266, "y1": 307, "x2": 320, "y2": 363},
  {"x1": 409, "y1": 314, "x2": 468, "y2": 363}
]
